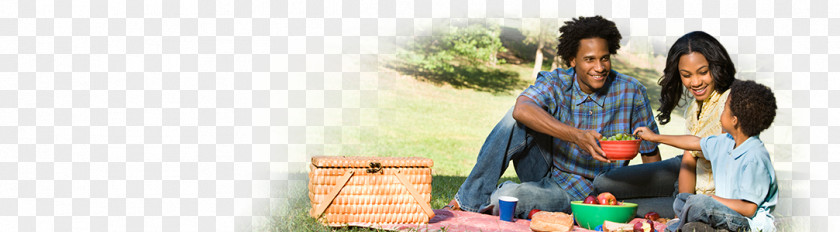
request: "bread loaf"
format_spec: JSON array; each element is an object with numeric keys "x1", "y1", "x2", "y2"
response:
[
  {"x1": 529, "y1": 211, "x2": 574, "y2": 232},
  {"x1": 603, "y1": 220, "x2": 634, "y2": 232}
]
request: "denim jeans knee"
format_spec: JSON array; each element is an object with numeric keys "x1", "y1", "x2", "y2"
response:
[
  {"x1": 592, "y1": 155, "x2": 681, "y2": 199},
  {"x1": 671, "y1": 193, "x2": 751, "y2": 232},
  {"x1": 489, "y1": 176, "x2": 573, "y2": 219},
  {"x1": 454, "y1": 107, "x2": 554, "y2": 212}
]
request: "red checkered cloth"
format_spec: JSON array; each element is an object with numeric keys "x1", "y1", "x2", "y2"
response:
[{"x1": 351, "y1": 209, "x2": 666, "y2": 232}]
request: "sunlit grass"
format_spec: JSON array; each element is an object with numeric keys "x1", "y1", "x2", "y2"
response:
[{"x1": 275, "y1": 59, "x2": 688, "y2": 231}]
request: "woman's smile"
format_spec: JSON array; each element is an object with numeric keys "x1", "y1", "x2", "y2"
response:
[{"x1": 690, "y1": 85, "x2": 708, "y2": 97}]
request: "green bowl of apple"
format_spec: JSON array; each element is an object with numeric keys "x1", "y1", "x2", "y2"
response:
[{"x1": 570, "y1": 201, "x2": 638, "y2": 230}]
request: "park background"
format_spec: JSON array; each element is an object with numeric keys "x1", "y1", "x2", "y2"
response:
[
  {"x1": 278, "y1": 1, "x2": 838, "y2": 231},
  {"x1": 0, "y1": 0, "x2": 836, "y2": 231}
]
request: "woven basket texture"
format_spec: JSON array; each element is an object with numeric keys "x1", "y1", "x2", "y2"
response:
[{"x1": 309, "y1": 156, "x2": 434, "y2": 225}]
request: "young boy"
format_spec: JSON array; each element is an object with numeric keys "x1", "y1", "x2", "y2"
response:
[{"x1": 633, "y1": 80, "x2": 778, "y2": 232}]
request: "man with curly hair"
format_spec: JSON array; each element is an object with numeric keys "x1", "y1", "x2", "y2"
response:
[
  {"x1": 634, "y1": 79, "x2": 778, "y2": 232},
  {"x1": 444, "y1": 16, "x2": 666, "y2": 218}
]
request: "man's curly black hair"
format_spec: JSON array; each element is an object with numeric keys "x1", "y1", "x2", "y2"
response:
[
  {"x1": 728, "y1": 80, "x2": 777, "y2": 137},
  {"x1": 556, "y1": 16, "x2": 622, "y2": 67}
]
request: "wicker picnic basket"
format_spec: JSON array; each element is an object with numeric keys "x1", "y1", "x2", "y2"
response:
[{"x1": 308, "y1": 156, "x2": 435, "y2": 226}]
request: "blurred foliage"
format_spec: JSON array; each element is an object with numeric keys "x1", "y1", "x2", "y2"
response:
[
  {"x1": 520, "y1": 18, "x2": 559, "y2": 48},
  {"x1": 394, "y1": 24, "x2": 526, "y2": 94},
  {"x1": 399, "y1": 24, "x2": 506, "y2": 74},
  {"x1": 499, "y1": 26, "x2": 536, "y2": 62}
]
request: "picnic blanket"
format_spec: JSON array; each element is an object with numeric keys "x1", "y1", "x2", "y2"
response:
[{"x1": 351, "y1": 209, "x2": 667, "y2": 232}]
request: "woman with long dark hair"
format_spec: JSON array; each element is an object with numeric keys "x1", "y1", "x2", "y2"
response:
[
  {"x1": 658, "y1": 31, "x2": 735, "y2": 196},
  {"x1": 593, "y1": 31, "x2": 736, "y2": 218}
]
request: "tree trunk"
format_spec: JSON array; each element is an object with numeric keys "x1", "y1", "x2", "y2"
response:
[
  {"x1": 550, "y1": 54, "x2": 562, "y2": 71},
  {"x1": 490, "y1": 52, "x2": 498, "y2": 67},
  {"x1": 531, "y1": 39, "x2": 545, "y2": 79}
]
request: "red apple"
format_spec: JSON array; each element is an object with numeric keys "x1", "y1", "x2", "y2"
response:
[
  {"x1": 633, "y1": 221, "x2": 644, "y2": 232},
  {"x1": 583, "y1": 196, "x2": 598, "y2": 204},
  {"x1": 644, "y1": 211, "x2": 660, "y2": 221},
  {"x1": 597, "y1": 192, "x2": 617, "y2": 205},
  {"x1": 528, "y1": 209, "x2": 541, "y2": 219},
  {"x1": 633, "y1": 219, "x2": 655, "y2": 232}
]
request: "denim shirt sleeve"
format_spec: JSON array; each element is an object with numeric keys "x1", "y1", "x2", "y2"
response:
[{"x1": 519, "y1": 71, "x2": 561, "y2": 116}]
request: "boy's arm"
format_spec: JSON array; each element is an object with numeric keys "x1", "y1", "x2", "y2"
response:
[
  {"x1": 678, "y1": 151, "x2": 698, "y2": 193},
  {"x1": 709, "y1": 195, "x2": 758, "y2": 218},
  {"x1": 633, "y1": 127, "x2": 703, "y2": 155},
  {"x1": 632, "y1": 86, "x2": 663, "y2": 163}
]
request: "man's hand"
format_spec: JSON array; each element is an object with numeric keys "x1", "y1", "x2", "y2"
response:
[
  {"x1": 512, "y1": 96, "x2": 610, "y2": 163},
  {"x1": 572, "y1": 129, "x2": 609, "y2": 162}
]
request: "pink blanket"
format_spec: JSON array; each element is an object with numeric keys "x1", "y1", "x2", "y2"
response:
[{"x1": 357, "y1": 209, "x2": 666, "y2": 232}]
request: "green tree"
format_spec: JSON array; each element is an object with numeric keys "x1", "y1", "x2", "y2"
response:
[
  {"x1": 520, "y1": 19, "x2": 559, "y2": 78},
  {"x1": 394, "y1": 23, "x2": 524, "y2": 93},
  {"x1": 399, "y1": 24, "x2": 507, "y2": 76}
]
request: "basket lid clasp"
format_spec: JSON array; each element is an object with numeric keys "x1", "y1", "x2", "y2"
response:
[{"x1": 366, "y1": 162, "x2": 382, "y2": 173}]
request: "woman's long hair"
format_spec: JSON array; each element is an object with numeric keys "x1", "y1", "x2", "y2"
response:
[{"x1": 656, "y1": 31, "x2": 736, "y2": 125}]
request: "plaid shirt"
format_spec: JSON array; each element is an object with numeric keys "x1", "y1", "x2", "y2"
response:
[{"x1": 520, "y1": 67, "x2": 660, "y2": 200}]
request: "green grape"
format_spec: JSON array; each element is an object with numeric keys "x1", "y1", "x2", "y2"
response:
[{"x1": 603, "y1": 133, "x2": 636, "y2": 141}]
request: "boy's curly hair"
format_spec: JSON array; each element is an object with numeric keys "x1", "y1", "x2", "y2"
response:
[
  {"x1": 729, "y1": 80, "x2": 777, "y2": 137},
  {"x1": 556, "y1": 16, "x2": 622, "y2": 67}
]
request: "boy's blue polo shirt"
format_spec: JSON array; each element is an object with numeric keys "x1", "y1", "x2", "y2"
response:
[{"x1": 701, "y1": 134, "x2": 778, "y2": 232}]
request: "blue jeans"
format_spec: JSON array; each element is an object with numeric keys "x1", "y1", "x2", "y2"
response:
[
  {"x1": 667, "y1": 193, "x2": 751, "y2": 232},
  {"x1": 592, "y1": 155, "x2": 682, "y2": 218},
  {"x1": 454, "y1": 107, "x2": 570, "y2": 217},
  {"x1": 488, "y1": 176, "x2": 573, "y2": 218}
]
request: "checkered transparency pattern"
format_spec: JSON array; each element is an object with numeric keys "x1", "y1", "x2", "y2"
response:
[
  {"x1": 278, "y1": 0, "x2": 391, "y2": 225},
  {"x1": 0, "y1": 0, "x2": 835, "y2": 231},
  {"x1": 0, "y1": 0, "x2": 281, "y2": 231}
]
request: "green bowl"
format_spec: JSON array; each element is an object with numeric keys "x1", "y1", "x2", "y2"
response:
[{"x1": 569, "y1": 201, "x2": 638, "y2": 229}]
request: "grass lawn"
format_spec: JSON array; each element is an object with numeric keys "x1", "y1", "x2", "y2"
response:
[{"x1": 274, "y1": 57, "x2": 688, "y2": 231}]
